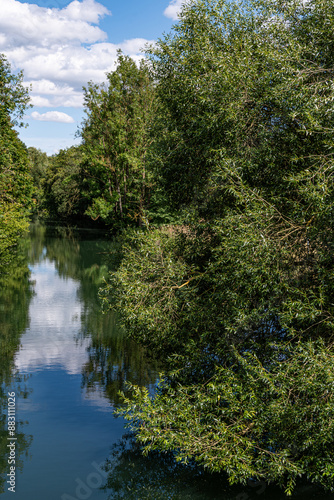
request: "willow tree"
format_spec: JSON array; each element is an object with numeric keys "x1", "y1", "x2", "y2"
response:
[
  {"x1": 101, "y1": 0, "x2": 334, "y2": 494},
  {"x1": 80, "y1": 52, "x2": 156, "y2": 226}
]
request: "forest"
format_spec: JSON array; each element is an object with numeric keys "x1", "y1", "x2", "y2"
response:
[{"x1": 1, "y1": 0, "x2": 334, "y2": 495}]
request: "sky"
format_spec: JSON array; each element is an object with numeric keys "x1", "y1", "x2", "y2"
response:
[{"x1": 1, "y1": 0, "x2": 185, "y2": 155}]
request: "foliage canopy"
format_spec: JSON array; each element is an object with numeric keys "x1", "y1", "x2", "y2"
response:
[
  {"x1": 0, "y1": 54, "x2": 32, "y2": 274},
  {"x1": 100, "y1": 0, "x2": 334, "y2": 494}
]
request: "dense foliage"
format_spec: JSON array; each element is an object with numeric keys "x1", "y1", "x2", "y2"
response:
[
  {"x1": 27, "y1": 147, "x2": 49, "y2": 217},
  {"x1": 79, "y1": 52, "x2": 157, "y2": 227},
  {"x1": 42, "y1": 145, "x2": 84, "y2": 220},
  {"x1": 31, "y1": 53, "x2": 165, "y2": 227},
  {"x1": 100, "y1": 0, "x2": 334, "y2": 494},
  {"x1": 0, "y1": 54, "x2": 32, "y2": 274}
]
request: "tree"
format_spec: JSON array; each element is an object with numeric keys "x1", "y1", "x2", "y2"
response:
[
  {"x1": 101, "y1": 0, "x2": 334, "y2": 494},
  {"x1": 0, "y1": 53, "x2": 30, "y2": 128},
  {"x1": 80, "y1": 51, "x2": 156, "y2": 226},
  {"x1": 27, "y1": 147, "x2": 49, "y2": 217},
  {"x1": 0, "y1": 54, "x2": 32, "y2": 274},
  {"x1": 43, "y1": 146, "x2": 84, "y2": 220}
]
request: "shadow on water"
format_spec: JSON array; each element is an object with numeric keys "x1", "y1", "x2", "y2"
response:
[
  {"x1": 80, "y1": 317, "x2": 161, "y2": 407},
  {"x1": 99, "y1": 431, "x2": 334, "y2": 500}
]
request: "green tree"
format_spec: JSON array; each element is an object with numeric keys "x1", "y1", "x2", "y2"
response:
[
  {"x1": 80, "y1": 51, "x2": 156, "y2": 226},
  {"x1": 0, "y1": 54, "x2": 32, "y2": 273},
  {"x1": 27, "y1": 147, "x2": 49, "y2": 216},
  {"x1": 43, "y1": 146, "x2": 84, "y2": 220},
  {"x1": 0, "y1": 53, "x2": 30, "y2": 128},
  {"x1": 101, "y1": 0, "x2": 334, "y2": 494}
]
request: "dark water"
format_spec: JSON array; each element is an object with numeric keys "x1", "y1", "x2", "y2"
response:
[{"x1": 0, "y1": 224, "x2": 332, "y2": 500}]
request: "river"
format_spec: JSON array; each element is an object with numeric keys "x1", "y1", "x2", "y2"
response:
[{"x1": 0, "y1": 224, "x2": 332, "y2": 499}]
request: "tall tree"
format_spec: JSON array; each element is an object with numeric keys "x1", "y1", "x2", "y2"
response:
[
  {"x1": 80, "y1": 51, "x2": 156, "y2": 226},
  {"x1": 0, "y1": 54, "x2": 32, "y2": 273},
  {"x1": 27, "y1": 147, "x2": 49, "y2": 216},
  {"x1": 43, "y1": 146, "x2": 84, "y2": 220}
]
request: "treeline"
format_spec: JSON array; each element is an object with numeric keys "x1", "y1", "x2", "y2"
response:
[
  {"x1": 3, "y1": 0, "x2": 334, "y2": 494},
  {"x1": 0, "y1": 55, "x2": 33, "y2": 275},
  {"x1": 28, "y1": 52, "x2": 172, "y2": 228}
]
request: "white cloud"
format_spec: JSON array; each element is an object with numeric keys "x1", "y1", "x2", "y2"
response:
[
  {"x1": 1, "y1": 1, "x2": 153, "y2": 110},
  {"x1": 31, "y1": 111, "x2": 75, "y2": 123},
  {"x1": 26, "y1": 80, "x2": 84, "y2": 108},
  {"x1": 0, "y1": 34, "x2": 6, "y2": 48},
  {"x1": 164, "y1": 0, "x2": 187, "y2": 20},
  {"x1": 6, "y1": 40, "x2": 154, "y2": 108},
  {"x1": 29, "y1": 95, "x2": 51, "y2": 107},
  {"x1": 120, "y1": 38, "x2": 152, "y2": 53},
  {"x1": 29, "y1": 94, "x2": 84, "y2": 108},
  {"x1": 9, "y1": 40, "x2": 153, "y2": 87},
  {"x1": 26, "y1": 79, "x2": 76, "y2": 96},
  {"x1": 0, "y1": 0, "x2": 109, "y2": 47}
]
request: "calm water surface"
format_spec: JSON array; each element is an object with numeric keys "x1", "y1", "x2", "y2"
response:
[{"x1": 0, "y1": 224, "x2": 332, "y2": 500}]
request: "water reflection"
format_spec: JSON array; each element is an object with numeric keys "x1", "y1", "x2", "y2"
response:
[
  {"x1": 14, "y1": 258, "x2": 90, "y2": 374},
  {"x1": 102, "y1": 432, "x2": 232, "y2": 500},
  {"x1": 2, "y1": 223, "x2": 331, "y2": 499},
  {"x1": 101, "y1": 433, "x2": 334, "y2": 500},
  {"x1": 1, "y1": 223, "x2": 161, "y2": 499},
  {"x1": 38, "y1": 225, "x2": 157, "y2": 395},
  {"x1": 0, "y1": 239, "x2": 33, "y2": 495},
  {"x1": 80, "y1": 312, "x2": 160, "y2": 407},
  {"x1": 17, "y1": 223, "x2": 160, "y2": 401}
]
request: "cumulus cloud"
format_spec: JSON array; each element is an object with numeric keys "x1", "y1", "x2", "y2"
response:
[
  {"x1": 1, "y1": 1, "x2": 153, "y2": 110},
  {"x1": 30, "y1": 95, "x2": 52, "y2": 107},
  {"x1": 64, "y1": 0, "x2": 109, "y2": 23},
  {"x1": 0, "y1": 0, "x2": 109, "y2": 47},
  {"x1": 26, "y1": 79, "x2": 77, "y2": 96},
  {"x1": 30, "y1": 94, "x2": 84, "y2": 108},
  {"x1": 164, "y1": 0, "x2": 188, "y2": 20},
  {"x1": 26, "y1": 80, "x2": 84, "y2": 108},
  {"x1": 9, "y1": 39, "x2": 153, "y2": 88},
  {"x1": 31, "y1": 111, "x2": 75, "y2": 123}
]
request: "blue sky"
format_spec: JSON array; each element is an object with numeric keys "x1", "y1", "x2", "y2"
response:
[{"x1": 1, "y1": 0, "x2": 184, "y2": 154}]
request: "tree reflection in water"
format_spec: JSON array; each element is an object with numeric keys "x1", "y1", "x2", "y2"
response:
[
  {"x1": 100, "y1": 433, "x2": 334, "y2": 500},
  {"x1": 27, "y1": 223, "x2": 161, "y2": 406},
  {"x1": 0, "y1": 237, "x2": 33, "y2": 494},
  {"x1": 80, "y1": 314, "x2": 160, "y2": 406},
  {"x1": 101, "y1": 432, "x2": 233, "y2": 500}
]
